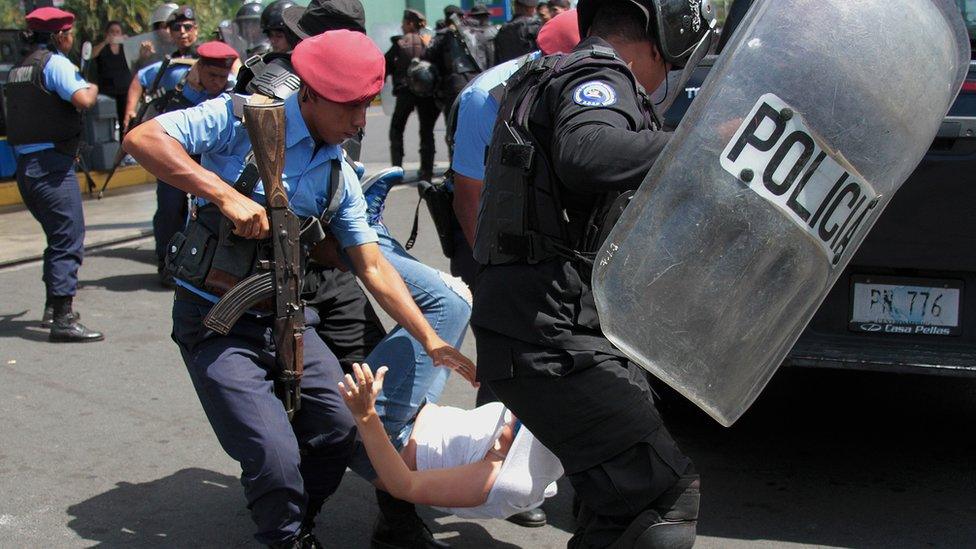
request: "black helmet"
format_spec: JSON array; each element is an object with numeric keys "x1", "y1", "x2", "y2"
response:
[
  {"x1": 577, "y1": 0, "x2": 715, "y2": 66},
  {"x1": 236, "y1": 1, "x2": 264, "y2": 21},
  {"x1": 406, "y1": 58, "x2": 438, "y2": 97},
  {"x1": 261, "y1": 0, "x2": 295, "y2": 32}
]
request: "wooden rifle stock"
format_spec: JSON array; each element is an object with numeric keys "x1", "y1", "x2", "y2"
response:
[{"x1": 242, "y1": 101, "x2": 304, "y2": 420}]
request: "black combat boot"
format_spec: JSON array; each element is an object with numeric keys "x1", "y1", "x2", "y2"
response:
[
  {"x1": 506, "y1": 506, "x2": 548, "y2": 528},
  {"x1": 40, "y1": 297, "x2": 78, "y2": 328},
  {"x1": 269, "y1": 527, "x2": 324, "y2": 549},
  {"x1": 371, "y1": 489, "x2": 449, "y2": 549},
  {"x1": 611, "y1": 466, "x2": 700, "y2": 549},
  {"x1": 48, "y1": 296, "x2": 104, "y2": 343}
]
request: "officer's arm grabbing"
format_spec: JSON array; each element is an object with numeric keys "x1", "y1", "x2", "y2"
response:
[
  {"x1": 123, "y1": 118, "x2": 270, "y2": 239},
  {"x1": 346, "y1": 242, "x2": 477, "y2": 383}
]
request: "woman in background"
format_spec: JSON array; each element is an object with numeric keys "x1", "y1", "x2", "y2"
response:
[{"x1": 92, "y1": 21, "x2": 132, "y2": 139}]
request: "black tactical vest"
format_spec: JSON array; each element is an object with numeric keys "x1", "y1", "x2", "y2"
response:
[
  {"x1": 494, "y1": 16, "x2": 540, "y2": 64},
  {"x1": 4, "y1": 49, "x2": 83, "y2": 156},
  {"x1": 473, "y1": 46, "x2": 650, "y2": 267}
]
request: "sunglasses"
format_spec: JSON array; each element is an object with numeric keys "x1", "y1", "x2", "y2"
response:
[{"x1": 168, "y1": 22, "x2": 195, "y2": 32}]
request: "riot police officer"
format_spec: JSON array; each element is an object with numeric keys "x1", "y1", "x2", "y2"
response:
[
  {"x1": 261, "y1": 0, "x2": 296, "y2": 53},
  {"x1": 494, "y1": 0, "x2": 541, "y2": 64},
  {"x1": 235, "y1": 1, "x2": 270, "y2": 56},
  {"x1": 472, "y1": 1, "x2": 710, "y2": 546},
  {"x1": 123, "y1": 30, "x2": 474, "y2": 547},
  {"x1": 5, "y1": 7, "x2": 103, "y2": 342},
  {"x1": 385, "y1": 9, "x2": 438, "y2": 182},
  {"x1": 424, "y1": 3, "x2": 496, "y2": 120}
]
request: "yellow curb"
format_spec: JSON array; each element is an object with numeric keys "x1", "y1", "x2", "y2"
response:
[{"x1": 0, "y1": 165, "x2": 156, "y2": 208}]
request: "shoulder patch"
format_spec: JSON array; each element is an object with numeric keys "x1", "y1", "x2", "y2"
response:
[{"x1": 573, "y1": 80, "x2": 617, "y2": 107}]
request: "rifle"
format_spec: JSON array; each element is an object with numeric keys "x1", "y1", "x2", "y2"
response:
[
  {"x1": 203, "y1": 101, "x2": 304, "y2": 419},
  {"x1": 76, "y1": 41, "x2": 98, "y2": 196},
  {"x1": 97, "y1": 55, "x2": 172, "y2": 199}
]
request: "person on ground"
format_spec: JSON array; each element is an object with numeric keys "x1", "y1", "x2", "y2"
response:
[
  {"x1": 6, "y1": 7, "x2": 103, "y2": 342},
  {"x1": 340, "y1": 363, "x2": 563, "y2": 525}
]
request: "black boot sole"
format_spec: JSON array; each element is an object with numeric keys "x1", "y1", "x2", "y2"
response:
[{"x1": 49, "y1": 333, "x2": 105, "y2": 343}]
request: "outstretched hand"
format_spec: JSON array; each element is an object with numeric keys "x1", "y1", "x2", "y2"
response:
[
  {"x1": 428, "y1": 345, "x2": 478, "y2": 388},
  {"x1": 339, "y1": 363, "x2": 388, "y2": 421}
]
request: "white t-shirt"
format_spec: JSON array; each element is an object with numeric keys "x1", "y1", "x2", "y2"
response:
[{"x1": 413, "y1": 403, "x2": 564, "y2": 519}]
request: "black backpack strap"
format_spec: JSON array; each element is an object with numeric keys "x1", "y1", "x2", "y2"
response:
[{"x1": 320, "y1": 158, "x2": 345, "y2": 227}]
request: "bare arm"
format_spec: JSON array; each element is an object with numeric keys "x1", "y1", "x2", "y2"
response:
[
  {"x1": 122, "y1": 119, "x2": 270, "y2": 239},
  {"x1": 70, "y1": 84, "x2": 99, "y2": 110},
  {"x1": 341, "y1": 365, "x2": 499, "y2": 507},
  {"x1": 452, "y1": 173, "x2": 482, "y2": 248},
  {"x1": 123, "y1": 75, "x2": 144, "y2": 129},
  {"x1": 345, "y1": 243, "x2": 477, "y2": 385}
]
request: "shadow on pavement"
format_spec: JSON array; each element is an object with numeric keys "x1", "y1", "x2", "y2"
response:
[
  {"x1": 664, "y1": 368, "x2": 976, "y2": 548},
  {"x1": 0, "y1": 309, "x2": 49, "y2": 342},
  {"x1": 89, "y1": 245, "x2": 159, "y2": 266},
  {"x1": 66, "y1": 468, "x2": 254, "y2": 548},
  {"x1": 80, "y1": 273, "x2": 173, "y2": 293}
]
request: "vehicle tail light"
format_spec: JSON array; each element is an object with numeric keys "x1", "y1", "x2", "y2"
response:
[{"x1": 961, "y1": 80, "x2": 976, "y2": 93}]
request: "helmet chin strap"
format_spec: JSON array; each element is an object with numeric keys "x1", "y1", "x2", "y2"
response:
[{"x1": 655, "y1": 29, "x2": 714, "y2": 114}]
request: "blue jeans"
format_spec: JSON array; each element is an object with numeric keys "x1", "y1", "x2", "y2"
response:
[{"x1": 366, "y1": 223, "x2": 472, "y2": 449}]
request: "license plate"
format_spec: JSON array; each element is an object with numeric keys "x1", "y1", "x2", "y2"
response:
[{"x1": 849, "y1": 276, "x2": 963, "y2": 336}]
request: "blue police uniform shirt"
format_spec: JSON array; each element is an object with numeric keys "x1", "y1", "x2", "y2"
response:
[
  {"x1": 137, "y1": 60, "x2": 191, "y2": 92},
  {"x1": 13, "y1": 49, "x2": 90, "y2": 156},
  {"x1": 139, "y1": 60, "x2": 237, "y2": 106},
  {"x1": 451, "y1": 51, "x2": 541, "y2": 182},
  {"x1": 155, "y1": 92, "x2": 378, "y2": 301}
]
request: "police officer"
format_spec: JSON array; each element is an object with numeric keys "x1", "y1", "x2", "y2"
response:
[
  {"x1": 261, "y1": 0, "x2": 296, "y2": 54},
  {"x1": 472, "y1": 1, "x2": 705, "y2": 547},
  {"x1": 385, "y1": 9, "x2": 438, "y2": 182},
  {"x1": 123, "y1": 30, "x2": 475, "y2": 547},
  {"x1": 494, "y1": 0, "x2": 541, "y2": 64},
  {"x1": 235, "y1": 1, "x2": 270, "y2": 56},
  {"x1": 424, "y1": 3, "x2": 496, "y2": 120},
  {"x1": 446, "y1": 8, "x2": 580, "y2": 529},
  {"x1": 123, "y1": 5, "x2": 204, "y2": 286},
  {"x1": 124, "y1": 5, "x2": 199, "y2": 129},
  {"x1": 5, "y1": 7, "x2": 103, "y2": 342}
]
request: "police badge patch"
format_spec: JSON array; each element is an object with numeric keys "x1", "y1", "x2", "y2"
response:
[{"x1": 573, "y1": 81, "x2": 617, "y2": 107}]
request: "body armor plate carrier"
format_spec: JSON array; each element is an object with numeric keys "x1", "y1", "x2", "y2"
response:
[
  {"x1": 4, "y1": 50, "x2": 83, "y2": 156},
  {"x1": 473, "y1": 46, "x2": 648, "y2": 267}
]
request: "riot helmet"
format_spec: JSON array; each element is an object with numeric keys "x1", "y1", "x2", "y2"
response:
[
  {"x1": 577, "y1": 0, "x2": 715, "y2": 67},
  {"x1": 150, "y1": 3, "x2": 179, "y2": 28},
  {"x1": 406, "y1": 58, "x2": 437, "y2": 97},
  {"x1": 261, "y1": 0, "x2": 295, "y2": 32}
]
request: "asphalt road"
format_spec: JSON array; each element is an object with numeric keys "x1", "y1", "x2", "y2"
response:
[{"x1": 1, "y1": 110, "x2": 975, "y2": 548}]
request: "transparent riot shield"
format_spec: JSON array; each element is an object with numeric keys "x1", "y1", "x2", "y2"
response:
[
  {"x1": 123, "y1": 31, "x2": 176, "y2": 72},
  {"x1": 592, "y1": 0, "x2": 971, "y2": 427}
]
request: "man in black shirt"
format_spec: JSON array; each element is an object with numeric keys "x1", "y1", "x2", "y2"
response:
[
  {"x1": 494, "y1": 0, "x2": 541, "y2": 64},
  {"x1": 472, "y1": 1, "x2": 710, "y2": 547}
]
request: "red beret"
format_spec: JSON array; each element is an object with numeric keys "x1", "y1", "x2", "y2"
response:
[
  {"x1": 197, "y1": 41, "x2": 239, "y2": 68},
  {"x1": 537, "y1": 9, "x2": 580, "y2": 56},
  {"x1": 26, "y1": 7, "x2": 75, "y2": 33},
  {"x1": 292, "y1": 29, "x2": 385, "y2": 104}
]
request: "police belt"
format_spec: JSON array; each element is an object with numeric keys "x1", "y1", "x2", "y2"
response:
[{"x1": 164, "y1": 157, "x2": 345, "y2": 300}]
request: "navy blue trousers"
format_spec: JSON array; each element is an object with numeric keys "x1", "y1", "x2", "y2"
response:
[
  {"x1": 16, "y1": 149, "x2": 85, "y2": 297},
  {"x1": 154, "y1": 179, "x2": 188, "y2": 264},
  {"x1": 171, "y1": 298, "x2": 357, "y2": 545}
]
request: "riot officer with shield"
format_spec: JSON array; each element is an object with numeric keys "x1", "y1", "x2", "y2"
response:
[
  {"x1": 471, "y1": 0, "x2": 714, "y2": 546},
  {"x1": 261, "y1": 0, "x2": 296, "y2": 54},
  {"x1": 424, "y1": 4, "x2": 497, "y2": 120}
]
